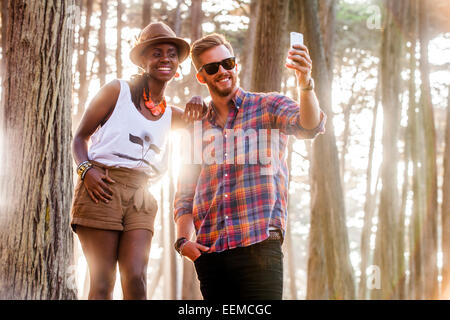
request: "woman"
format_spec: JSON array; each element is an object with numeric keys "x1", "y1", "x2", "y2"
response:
[{"x1": 71, "y1": 22, "x2": 203, "y2": 299}]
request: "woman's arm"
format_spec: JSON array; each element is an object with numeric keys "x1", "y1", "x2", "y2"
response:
[
  {"x1": 171, "y1": 96, "x2": 207, "y2": 130},
  {"x1": 72, "y1": 79, "x2": 120, "y2": 203}
]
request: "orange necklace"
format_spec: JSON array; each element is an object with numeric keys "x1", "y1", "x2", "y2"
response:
[{"x1": 142, "y1": 89, "x2": 166, "y2": 116}]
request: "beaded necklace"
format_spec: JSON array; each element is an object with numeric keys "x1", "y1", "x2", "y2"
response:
[{"x1": 142, "y1": 89, "x2": 166, "y2": 116}]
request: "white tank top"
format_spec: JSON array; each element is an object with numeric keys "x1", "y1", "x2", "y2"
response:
[{"x1": 88, "y1": 79, "x2": 172, "y2": 181}]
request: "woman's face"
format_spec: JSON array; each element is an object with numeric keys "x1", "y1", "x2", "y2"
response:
[{"x1": 141, "y1": 43, "x2": 179, "y2": 82}]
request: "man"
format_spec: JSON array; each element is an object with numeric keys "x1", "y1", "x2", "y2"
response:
[{"x1": 173, "y1": 33, "x2": 326, "y2": 300}]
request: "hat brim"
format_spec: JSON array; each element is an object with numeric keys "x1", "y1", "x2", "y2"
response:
[{"x1": 130, "y1": 37, "x2": 190, "y2": 68}]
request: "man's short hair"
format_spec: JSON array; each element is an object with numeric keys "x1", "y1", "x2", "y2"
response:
[{"x1": 191, "y1": 33, "x2": 234, "y2": 71}]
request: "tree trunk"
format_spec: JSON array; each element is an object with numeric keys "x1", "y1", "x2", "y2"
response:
[
  {"x1": 0, "y1": 0, "x2": 77, "y2": 299},
  {"x1": 318, "y1": 0, "x2": 335, "y2": 83},
  {"x1": 339, "y1": 61, "x2": 362, "y2": 182},
  {"x1": 183, "y1": 0, "x2": 204, "y2": 98},
  {"x1": 190, "y1": 0, "x2": 203, "y2": 42},
  {"x1": 74, "y1": 0, "x2": 93, "y2": 132},
  {"x1": 168, "y1": 144, "x2": 177, "y2": 299},
  {"x1": 172, "y1": 0, "x2": 183, "y2": 36},
  {"x1": 285, "y1": 138, "x2": 298, "y2": 299},
  {"x1": 397, "y1": 123, "x2": 409, "y2": 300},
  {"x1": 408, "y1": 6, "x2": 427, "y2": 299},
  {"x1": 116, "y1": 0, "x2": 123, "y2": 78},
  {"x1": 181, "y1": 258, "x2": 202, "y2": 300},
  {"x1": 359, "y1": 80, "x2": 380, "y2": 299},
  {"x1": 251, "y1": 0, "x2": 288, "y2": 92},
  {"x1": 142, "y1": 0, "x2": 152, "y2": 28},
  {"x1": 302, "y1": 0, "x2": 355, "y2": 300},
  {"x1": 441, "y1": 85, "x2": 450, "y2": 298},
  {"x1": 1, "y1": 0, "x2": 8, "y2": 80},
  {"x1": 371, "y1": 0, "x2": 407, "y2": 300},
  {"x1": 240, "y1": 0, "x2": 258, "y2": 90},
  {"x1": 418, "y1": 0, "x2": 438, "y2": 300},
  {"x1": 98, "y1": 0, "x2": 108, "y2": 87},
  {"x1": 160, "y1": 182, "x2": 169, "y2": 299}
]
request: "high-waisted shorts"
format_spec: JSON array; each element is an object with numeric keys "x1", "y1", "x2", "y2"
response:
[{"x1": 70, "y1": 161, "x2": 158, "y2": 233}]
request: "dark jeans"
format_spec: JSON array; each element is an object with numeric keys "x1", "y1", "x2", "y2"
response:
[{"x1": 193, "y1": 238, "x2": 284, "y2": 300}]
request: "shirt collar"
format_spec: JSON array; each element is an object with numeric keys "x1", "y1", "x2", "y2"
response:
[{"x1": 206, "y1": 87, "x2": 246, "y2": 124}]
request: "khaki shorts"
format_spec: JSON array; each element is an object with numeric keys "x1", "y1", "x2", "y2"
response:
[{"x1": 70, "y1": 161, "x2": 158, "y2": 233}]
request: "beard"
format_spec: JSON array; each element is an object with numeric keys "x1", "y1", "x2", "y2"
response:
[{"x1": 205, "y1": 72, "x2": 237, "y2": 97}]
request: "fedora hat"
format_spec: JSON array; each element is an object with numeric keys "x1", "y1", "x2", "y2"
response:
[{"x1": 130, "y1": 22, "x2": 190, "y2": 68}]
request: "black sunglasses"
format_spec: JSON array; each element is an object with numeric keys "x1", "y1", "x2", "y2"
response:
[{"x1": 198, "y1": 57, "x2": 236, "y2": 75}]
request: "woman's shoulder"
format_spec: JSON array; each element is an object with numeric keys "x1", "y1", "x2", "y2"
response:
[{"x1": 100, "y1": 79, "x2": 122, "y2": 97}]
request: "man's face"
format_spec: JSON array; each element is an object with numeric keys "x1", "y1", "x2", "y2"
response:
[{"x1": 196, "y1": 45, "x2": 237, "y2": 97}]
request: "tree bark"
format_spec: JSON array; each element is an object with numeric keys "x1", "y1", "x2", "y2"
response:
[
  {"x1": 371, "y1": 0, "x2": 407, "y2": 300},
  {"x1": 240, "y1": 0, "x2": 258, "y2": 90},
  {"x1": 408, "y1": 5, "x2": 427, "y2": 300},
  {"x1": 172, "y1": 0, "x2": 183, "y2": 36},
  {"x1": 98, "y1": 0, "x2": 108, "y2": 87},
  {"x1": 1, "y1": 0, "x2": 8, "y2": 81},
  {"x1": 74, "y1": 0, "x2": 93, "y2": 132},
  {"x1": 418, "y1": 0, "x2": 438, "y2": 300},
  {"x1": 0, "y1": 0, "x2": 77, "y2": 299},
  {"x1": 116, "y1": 0, "x2": 123, "y2": 79},
  {"x1": 441, "y1": 85, "x2": 450, "y2": 299},
  {"x1": 190, "y1": 0, "x2": 203, "y2": 42},
  {"x1": 339, "y1": 60, "x2": 363, "y2": 181},
  {"x1": 318, "y1": 0, "x2": 335, "y2": 83},
  {"x1": 181, "y1": 252, "x2": 202, "y2": 299},
  {"x1": 142, "y1": 0, "x2": 152, "y2": 28},
  {"x1": 251, "y1": 0, "x2": 288, "y2": 92},
  {"x1": 301, "y1": 0, "x2": 355, "y2": 300},
  {"x1": 285, "y1": 137, "x2": 298, "y2": 299},
  {"x1": 185, "y1": 0, "x2": 204, "y2": 97},
  {"x1": 168, "y1": 144, "x2": 177, "y2": 299},
  {"x1": 359, "y1": 80, "x2": 380, "y2": 299}
]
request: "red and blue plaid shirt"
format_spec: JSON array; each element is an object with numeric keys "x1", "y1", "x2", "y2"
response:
[{"x1": 174, "y1": 87, "x2": 326, "y2": 253}]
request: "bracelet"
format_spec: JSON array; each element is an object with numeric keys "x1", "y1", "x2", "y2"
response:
[
  {"x1": 77, "y1": 161, "x2": 93, "y2": 180},
  {"x1": 80, "y1": 166, "x2": 92, "y2": 180}
]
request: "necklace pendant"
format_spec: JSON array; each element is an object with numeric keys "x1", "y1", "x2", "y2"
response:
[
  {"x1": 151, "y1": 108, "x2": 161, "y2": 116},
  {"x1": 145, "y1": 100, "x2": 154, "y2": 109}
]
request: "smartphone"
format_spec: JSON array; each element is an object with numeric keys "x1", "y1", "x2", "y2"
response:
[
  {"x1": 290, "y1": 32, "x2": 303, "y2": 48},
  {"x1": 288, "y1": 32, "x2": 303, "y2": 65}
]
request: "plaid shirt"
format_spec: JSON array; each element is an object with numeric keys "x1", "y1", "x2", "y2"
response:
[{"x1": 174, "y1": 87, "x2": 326, "y2": 253}]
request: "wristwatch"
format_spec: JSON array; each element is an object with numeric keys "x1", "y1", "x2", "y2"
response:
[
  {"x1": 174, "y1": 237, "x2": 188, "y2": 256},
  {"x1": 301, "y1": 77, "x2": 314, "y2": 91}
]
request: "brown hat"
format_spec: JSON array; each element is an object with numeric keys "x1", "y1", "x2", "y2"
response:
[{"x1": 130, "y1": 22, "x2": 190, "y2": 68}]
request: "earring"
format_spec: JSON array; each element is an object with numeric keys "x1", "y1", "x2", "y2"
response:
[{"x1": 174, "y1": 71, "x2": 180, "y2": 78}]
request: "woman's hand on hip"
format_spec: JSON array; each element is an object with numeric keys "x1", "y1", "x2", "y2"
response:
[{"x1": 83, "y1": 168, "x2": 116, "y2": 204}]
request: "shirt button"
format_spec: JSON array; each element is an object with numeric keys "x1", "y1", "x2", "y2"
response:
[
  {"x1": 224, "y1": 194, "x2": 228, "y2": 198},
  {"x1": 224, "y1": 173, "x2": 228, "y2": 177}
]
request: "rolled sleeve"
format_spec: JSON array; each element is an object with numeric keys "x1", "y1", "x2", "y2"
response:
[
  {"x1": 265, "y1": 93, "x2": 327, "y2": 139},
  {"x1": 174, "y1": 163, "x2": 201, "y2": 222}
]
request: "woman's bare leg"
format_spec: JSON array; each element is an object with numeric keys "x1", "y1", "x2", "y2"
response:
[
  {"x1": 118, "y1": 229, "x2": 153, "y2": 300},
  {"x1": 76, "y1": 226, "x2": 120, "y2": 300}
]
